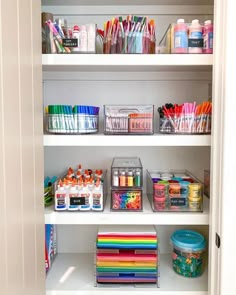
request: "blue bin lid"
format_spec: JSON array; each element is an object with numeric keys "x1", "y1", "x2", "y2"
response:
[{"x1": 171, "y1": 230, "x2": 206, "y2": 252}]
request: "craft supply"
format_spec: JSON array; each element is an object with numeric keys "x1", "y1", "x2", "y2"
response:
[
  {"x1": 45, "y1": 224, "x2": 57, "y2": 273},
  {"x1": 119, "y1": 171, "x2": 126, "y2": 186},
  {"x1": 96, "y1": 225, "x2": 158, "y2": 285},
  {"x1": 170, "y1": 230, "x2": 206, "y2": 278},
  {"x1": 46, "y1": 104, "x2": 99, "y2": 134},
  {"x1": 104, "y1": 105, "x2": 154, "y2": 135},
  {"x1": 79, "y1": 25, "x2": 88, "y2": 52},
  {"x1": 203, "y1": 20, "x2": 213, "y2": 54},
  {"x1": 54, "y1": 165, "x2": 106, "y2": 211},
  {"x1": 113, "y1": 170, "x2": 119, "y2": 187},
  {"x1": 127, "y1": 171, "x2": 134, "y2": 187},
  {"x1": 135, "y1": 170, "x2": 141, "y2": 187},
  {"x1": 188, "y1": 19, "x2": 203, "y2": 53},
  {"x1": 174, "y1": 19, "x2": 188, "y2": 53},
  {"x1": 158, "y1": 101, "x2": 212, "y2": 134},
  {"x1": 72, "y1": 25, "x2": 80, "y2": 52},
  {"x1": 111, "y1": 190, "x2": 142, "y2": 211},
  {"x1": 147, "y1": 170, "x2": 203, "y2": 212}
]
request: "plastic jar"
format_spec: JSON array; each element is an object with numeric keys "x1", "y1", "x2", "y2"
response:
[
  {"x1": 170, "y1": 230, "x2": 206, "y2": 278},
  {"x1": 153, "y1": 183, "x2": 167, "y2": 210}
]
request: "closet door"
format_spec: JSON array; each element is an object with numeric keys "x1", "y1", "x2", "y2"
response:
[
  {"x1": 0, "y1": 0, "x2": 45, "y2": 294},
  {"x1": 212, "y1": 0, "x2": 236, "y2": 294}
]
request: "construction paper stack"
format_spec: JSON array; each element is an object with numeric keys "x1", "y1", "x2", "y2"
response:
[{"x1": 96, "y1": 225, "x2": 158, "y2": 284}]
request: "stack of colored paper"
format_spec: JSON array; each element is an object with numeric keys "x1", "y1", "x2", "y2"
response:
[{"x1": 96, "y1": 226, "x2": 158, "y2": 284}]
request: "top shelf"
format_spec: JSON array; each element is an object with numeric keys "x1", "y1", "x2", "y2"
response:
[
  {"x1": 42, "y1": 54, "x2": 213, "y2": 72},
  {"x1": 42, "y1": 0, "x2": 214, "y2": 5}
]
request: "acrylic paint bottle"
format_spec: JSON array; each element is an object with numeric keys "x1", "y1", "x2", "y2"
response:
[
  {"x1": 92, "y1": 180, "x2": 103, "y2": 211},
  {"x1": 72, "y1": 25, "x2": 80, "y2": 52},
  {"x1": 68, "y1": 181, "x2": 80, "y2": 211},
  {"x1": 188, "y1": 19, "x2": 203, "y2": 54},
  {"x1": 203, "y1": 20, "x2": 213, "y2": 54},
  {"x1": 174, "y1": 19, "x2": 188, "y2": 54},
  {"x1": 79, "y1": 25, "x2": 88, "y2": 52},
  {"x1": 113, "y1": 170, "x2": 119, "y2": 187},
  {"x1": 55, "y1": 181, "x2": 67, "y2": 211}
]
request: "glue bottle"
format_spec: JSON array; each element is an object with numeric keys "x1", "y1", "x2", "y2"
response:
[
  {"x1": 68, "y1": 180, "x2": 80, "y2": 211},
  {"x1": 73, "y1": 25, "x2": 80, "y2": 52},
  {"x1": 203, "y1": 20, "x2": 213, "y2": 54},
  {"x1": 188, "y1": 19, "x2": 203, "y2": 54},
  {"x1": 79, "y1": 25, "x2": 88, "y2": 52},
  {"x1": 55, "y1": 180, "x2": 67, "y2": 211},
  {"x1": 92, "y1": 179, "x2": 103, "y2": 211},
  {"x1": 174, "y1": 19, "x2": 188, "y2": 54},
  {"x1": 80, "y1": 181, "x2": 91, "y2": 211}
]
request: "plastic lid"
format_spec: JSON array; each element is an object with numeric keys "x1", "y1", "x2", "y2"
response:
[
  {"x1": 192, "y1": 19, "x2": 200, "y2": 25},
  {"x1": 205, "y1": 20, "x2": 212, "y2": 25},
  {"x1": 73, "y1": 25, "x2": 79, "y2": 31},
  {"x1": 171, "y1": 230, "x2": 206, "y2": 252},
  {"x1": 177, "y1": 19, "x2": 185, "y2": 24}
]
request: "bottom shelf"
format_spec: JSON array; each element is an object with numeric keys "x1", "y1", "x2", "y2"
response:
[{"x1": 46, "y1": 253, "x2": 208, "y2": 295}]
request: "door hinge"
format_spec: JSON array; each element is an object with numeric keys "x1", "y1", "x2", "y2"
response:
[{"x1": 216, "y1": 233, "x2": 221, "y2": 248}]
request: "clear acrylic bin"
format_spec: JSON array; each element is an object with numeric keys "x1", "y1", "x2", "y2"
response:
[
  {"x1": 147, "y1": 170, "x2": 203, "y2": 212},
  {"x1": 104, "y1": 105, "x2": 154, "y2": 135},
  {"x1": 204, "y1": 169, "x2": 210, "y2": 198},
  {"x1": 111, "y1": 157, "x2": 143, "y2": 189}
]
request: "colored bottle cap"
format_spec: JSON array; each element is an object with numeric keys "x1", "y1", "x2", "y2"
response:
[{"x1": 171, "y1": 230, "x2": 206, "y2": 252}]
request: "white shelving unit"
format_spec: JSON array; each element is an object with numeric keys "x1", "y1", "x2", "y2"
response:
[
  {"x1": 43, "y1": 0, "x2": 214, "y2": 294},
  {"x1": 45, "y1": 196, "x2": 209, "y2": 225},
  {"x1": 44, "y1": 134, "x2": 211, "y2": 147},
  {"x1": 46, "y1": 254, "x2": 208, "y2": 295}
]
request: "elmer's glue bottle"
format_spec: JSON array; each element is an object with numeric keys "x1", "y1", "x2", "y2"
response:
[
  {"x1": 92, "y1": 179, "x2": 103, "y2": 211},
  {"x1": 174, "y1": 19, "x2": 188, "y2": 54},
  {"x1": 68, "y1": 180, "x2": 80, "y2": 211},
  {"x1": 73, "y1": 25, "x2": 80, "y2": 52},
  {"x1": 80, "y1": 181, "x2": 91, "y2": 211},
  {"x1": 55, "y1": 180, "x2": 67, "y2": 211}
]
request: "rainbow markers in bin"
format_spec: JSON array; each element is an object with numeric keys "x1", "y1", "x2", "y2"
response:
[
  {"x1": 96, "y1": 226, "x2": 159, "y2": 285},
  {"x1": 46, "y1": 105, "x2": 99, "y2": 134}
]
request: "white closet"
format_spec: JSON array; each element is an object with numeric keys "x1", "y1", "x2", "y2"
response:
[{"x1": 42, "y1": 0, "x2": 217, "y2": 294}]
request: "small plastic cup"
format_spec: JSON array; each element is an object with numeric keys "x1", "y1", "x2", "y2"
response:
[{"x1": 170, "y1": 230, "x2": 206, "y2": 278}]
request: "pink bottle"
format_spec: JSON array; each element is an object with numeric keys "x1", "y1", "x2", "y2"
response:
[
  {"x1": 203, "y1": 20, "x2": 213, "y2": 54},
  {"x1": 174, "y1": 19, "x2": 188, "y2": 54},
  {"x1": 188, "y1": 19, "x2": 203, "y2": 54}
]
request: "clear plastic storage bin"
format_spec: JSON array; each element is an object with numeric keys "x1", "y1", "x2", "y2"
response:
[
  {"x1": 104, "y1": 105, "x2": 154, "y2": 135},
  {"x1": 146, "y1": 170, "x2": 203, "y2": 212}
]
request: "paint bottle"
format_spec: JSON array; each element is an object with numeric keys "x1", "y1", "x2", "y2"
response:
[
  {"x1": 174, "y1": 19, "x2": 188, "y2": 54},
  {"x1": 68, "y1": 180, "x2": 80, "y2": 211},
  {"x1": 55, "y1": 180, "x2": 67, "y2": 211},
  {"x1": 113, "y1": 170, "x2": 119, "y2": 187},
  {"x1": 80, "y1": 182, "x2": 91, "y2": 211},
  {"x1": 188, "y1": 19, "x2": 203, "y2": 54},
  {"x1": 203, "y1": 20, "x2": 213, "y2": 54},
  {"x1": 135, "y1": 170, "x2": 141, "y2": 187},
  {"x1": 79, "y1": 25, "x2": 88, "y2": 52},
  {"x1": 72, "y1": 25, "x2": 80, "y2": 52},
  {"x1": 127, "y1": 171, "x2": 134, "y2": 187},
  {"x1": 92, "y1": 179, "x2": 103, "y2": 211},
  {"x1": 119, "y1": 171, "x2": 126, "y2": 187}
]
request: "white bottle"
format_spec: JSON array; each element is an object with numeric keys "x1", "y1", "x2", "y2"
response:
[
  {"x1": 55, "y1": 181, "x2": 67, "y2": 211},
  {"x1": 80, "y1": 182, "x2": 91, "y2": 211},
  {"x1": 92, "y1": 180, "x2": 103, "y2": 211},
  {"x1": 87, "y1": 24, "x2": 96, "y2": 53},
  {"x1": 79, "y1": 25, "x2": 88, "y2": 52},
  {"x1": 113, "y1": 170, "x2": 119, "y2": 186},
  {"x1": 188, "y1": 19, "x2": 203, "y2": 54},
  {"x1": 73, "y1": 25, "x2": 80, "y2": 52},
  {"x1": 68, "y1": 182, "x2": 80, "y2": 211}
]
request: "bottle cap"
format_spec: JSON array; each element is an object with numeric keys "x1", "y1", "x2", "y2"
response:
[
  {"x1": 192, "y1": 19, "x2": 200, "y2": 25},
  {"x1": 177, "y1": 19, "x2": 185, "y2": 24},
  {"x1": 204, "y1": 20, "x2": 212, "y2": 25},
  {"x1": 73, "y1": 25, "x2": 79, "y2": 31}
]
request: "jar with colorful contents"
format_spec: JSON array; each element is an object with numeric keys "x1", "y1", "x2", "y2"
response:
[
  {"x1": 153, "y1": 183, "x2": 168, "y2": 210},
  {"x1": 170, "y1": 230, "x2": 206, "y2": 278},
  {"x1": 188, "y1": 183, "x2": 202, "y2": 210}
]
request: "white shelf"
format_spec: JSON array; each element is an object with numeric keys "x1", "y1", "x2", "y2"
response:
[
  {"x1": 44, "y1": 134, "x2": 211, "y2": 147},
  {"x1": 42, "y1": 0, "x2": 213, "y2": 6},
  {"x1": 42, "y1": 54, "x2": 213, "y2": 72},
  {"x1": 46, "y1": 253, "x2": 208, "y2": 295},
  {"x1": 45, "y1": 196, "x2": 209, "y2": 225}
]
